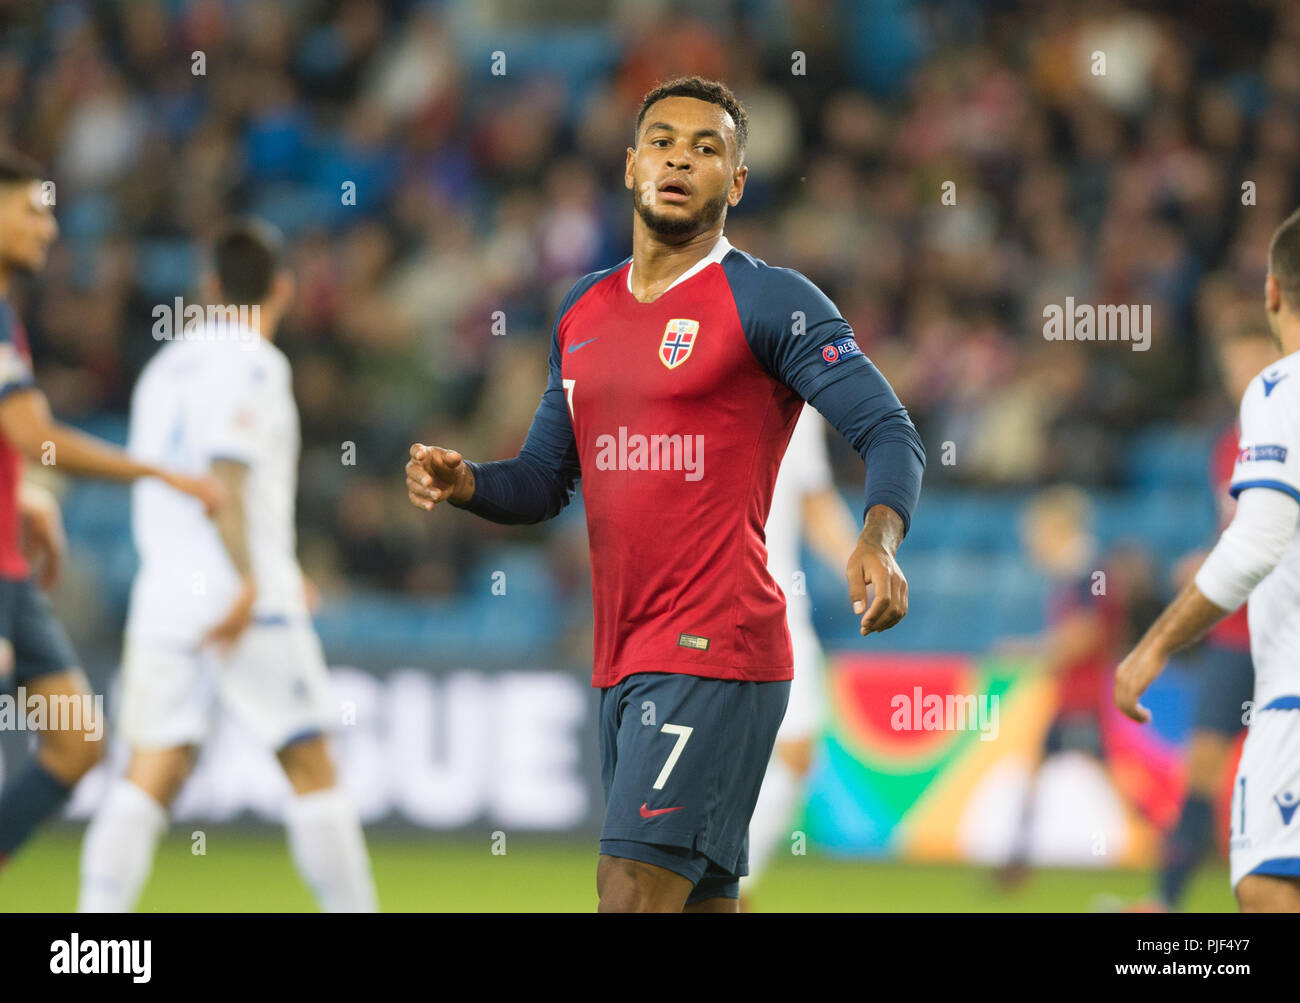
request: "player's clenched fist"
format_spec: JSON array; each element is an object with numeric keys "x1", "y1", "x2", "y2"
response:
[{"x1": 406, "y1": 443, "x2": 475, "y2": 511}]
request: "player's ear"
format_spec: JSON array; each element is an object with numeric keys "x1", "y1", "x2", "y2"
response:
[
  {"x1": 727, "y1": 164, "x2": 747, "y2": 207},
  {"x1": 1266, "y1": 273, "x2": 1282, "y2": 315},
  {"x1": 624, "y1": 147, "x2": 636, "y2": 190},
  {"x1": 271, "y1": 270, "x2": 295, "y2": 310},
  {"x1": 200, "y1": 271, "x2": 221, "y2": 304}
]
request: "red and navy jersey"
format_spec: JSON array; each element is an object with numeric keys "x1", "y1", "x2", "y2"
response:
[
  {"x1": 1207, "y1": 421, "x2": 1251, "y2": 650},
  {"x1": 457, "y1": 238, "x2": 925, "y2": 688},
  {"x1": 0, "y1": 299, "x2": 36, "y2": 580}
]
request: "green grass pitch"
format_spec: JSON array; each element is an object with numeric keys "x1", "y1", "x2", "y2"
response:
[{"x1": 0, "y1": 826, "x2": 1236, "y2": 912}]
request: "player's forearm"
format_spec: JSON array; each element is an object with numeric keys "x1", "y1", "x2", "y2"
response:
[
  {"x1": 1130, "y1": 581, "x2": 1230, "y2": 660},
  {"x1": 30, "y1": 422, "x2": 160, "y2": 482},
  {"x1": 210, "y1": 461, "x2": 254, "y2": 582},
  {"x1": 859, "y1": 422, "x2": 926, "y2": 535},
  {"x1": 455, "y1": 454, "x2": 574, "y2": 524}
]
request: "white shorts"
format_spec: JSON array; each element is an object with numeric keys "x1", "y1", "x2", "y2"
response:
[
  {"x1": 776, "y1": 619, "x2": 825, "y2": 742},
  {"x1": 118, "y1": 621, "x2": 336, "y2": 751},
  {"x1": 1229, "y1": 700, "x2": 1300, "y2": 889}
]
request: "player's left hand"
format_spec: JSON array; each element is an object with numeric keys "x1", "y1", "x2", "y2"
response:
[
  {"x1": 19, "y1": 482, "x2": 65, "y2": 589},
  {"x1": 847, "y1": 507, "x2": 909, "y2": 635},
  {"x1": 1114, "y1": 647, "x2": 1165, "y2": 724}
]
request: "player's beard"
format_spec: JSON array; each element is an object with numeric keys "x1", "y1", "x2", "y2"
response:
[{"x1": 632, "y1": 184, "x2": 729, "y2": 238}]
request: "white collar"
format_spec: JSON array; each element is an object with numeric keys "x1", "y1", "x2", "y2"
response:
[{"x1": 627, "y1": 234, "x2": 732, "y2": 296}]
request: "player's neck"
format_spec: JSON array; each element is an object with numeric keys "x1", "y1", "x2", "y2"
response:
[
  {"x1": 245, "y1": 302, "x2": 279, "y2": 342},
  {"x1": 1278, "y1": 319, "x2": 1300, "y2": 359},
  {"x1": 629, "y1": 221, "x2": 725, "y2": 303},
  {"x1": 0, "y1": 266, "x2": 12, "y2": 298}
]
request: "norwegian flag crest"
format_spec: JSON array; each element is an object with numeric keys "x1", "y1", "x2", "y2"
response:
[{"x1": 659, "y1": 318, "x2": 700, "y2": 370}]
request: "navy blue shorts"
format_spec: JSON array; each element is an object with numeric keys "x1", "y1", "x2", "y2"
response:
[
  {"x1": 1042, "y1": 710, "x2": 1102, "y2": 759},
  {"x1": 1193, "y1": 642, "x2": 1253, "y2": 736},
  {"x1": 598, "y1": 671, "x2": 790, "y2": 905},
  {"x1": 0, "y1": 577, "x2": 81, "y2": 691}
]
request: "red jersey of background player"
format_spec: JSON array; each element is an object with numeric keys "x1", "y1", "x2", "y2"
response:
[
  {"x1": 1205, "y1": 421, "x2": 1250, "y2": 650},
  {"x1": 1052, "y1": 571, "x2": 1126, "y2": 714},
  {"x1": 0, "y1": 297, "x2": 34, "y2": 579}
]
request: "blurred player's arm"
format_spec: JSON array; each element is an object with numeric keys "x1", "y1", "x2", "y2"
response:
[
  {"x1": 18, "y1": 480, "x2": 64, "y2": 588},
  {"x1": 998, "y1": 608, "x2": 1103, "y2": 670},
  {"x1": 0, "y1": 386, "x2": 221, "y2": 511},
  {"x1": 201, "y1": 458, "x2": 256, "y2": 651},
  {"x1": 1115, "y1": 487, "x2": 1297, "y2": 722},
  {"x1": 800, "y1": 486, "x2": 864, "y2": 570}
]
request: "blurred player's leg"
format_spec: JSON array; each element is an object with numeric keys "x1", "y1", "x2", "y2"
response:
[
  {"x1": 742, "y1": 743, "x2": 807, "y2": 891},
  {"x1": 1236, "y1": 874, "x2": 1300, "y2": 912},
  {"x1": 77, "y1": 746, "x2": 189, "y2": 912},
  {"x1": 79, "y1": 638, "x2": 212, "y2": 911},
  {"x1": 279, "y1": 734, "x2": 377, "y2": 913},
  {"x1": 1155, "y1": 643, "x2": 1252, "y2": 909},
  {"x1": 742, "y1": 630, "x2": 823, "y2": 902},
  {"x1": 0, "y1": 668, "x2": 104, "y2": 868},
  {"x1": 1155, "y1": 732, "x2": 1227, "y2": 909},
  {"x1": 220, "y1": 623, "x2": 377, "y2": 912}
]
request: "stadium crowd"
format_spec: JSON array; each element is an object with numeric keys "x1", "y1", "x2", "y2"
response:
[{"x1": 0, "y1": 0, "x2": 1294, "y2": 621}]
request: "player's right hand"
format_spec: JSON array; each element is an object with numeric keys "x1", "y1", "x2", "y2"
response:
[
  {"x1": 201, "y1": 579, "x2": 256, "y2": 655},
  {"x1": 406, "y1": 443, "x2": 473, "y2": 511},
  {"x1": 163, "y1": 471, "x2": 226, "y2": 516},
  {"x1": 1113, "y1": 647, "x2": 1164, "y2": 724}
]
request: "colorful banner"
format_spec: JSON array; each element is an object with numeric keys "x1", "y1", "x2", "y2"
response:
[{"x1": 805, "y1": 653, "x2": 1242, "y2": 867}]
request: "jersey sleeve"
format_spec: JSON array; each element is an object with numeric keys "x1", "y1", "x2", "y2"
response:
[
  {"x1": 196, "y1": 357, "x2": 275, "y2": 466},
  {"x1": 722, "y1": 256, "x2": 926, "y2": 533},
  {"x1": 1228, "y1": 368, "x2": 1300, "y2": 506},
  {"x1": 0, "y1": 305, "x2": 35, "y2": 402}
]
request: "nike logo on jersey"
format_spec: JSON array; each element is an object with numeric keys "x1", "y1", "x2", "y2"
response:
[
  {"x1": 567, "y1": 337, "x2": 599, "y2": 354},
  {"x1": 640, "y1": 802, "x2": 685, "y2": 819},
  {"x1": 1262, "y1": 372, "x2": 1289, "y2": 397},
  {"x1": 1275, "y1": 791, "x2": 1299, "y2": 825}
]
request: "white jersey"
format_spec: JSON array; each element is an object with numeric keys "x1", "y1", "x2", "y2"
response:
[
  {"x1": 125, "y1": 327, "x2": 307, "y2": 646},
  {"x1": 766, "y1": 405, "x2": 834, "y2": 631},
  {"x1": 1229, "y1": 350, "x2": 1300, "y2": 710}
]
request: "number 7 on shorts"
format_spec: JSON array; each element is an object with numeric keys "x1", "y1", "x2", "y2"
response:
[{"x1": 653, "y1": 723, "x2": 693, "y2": 790}]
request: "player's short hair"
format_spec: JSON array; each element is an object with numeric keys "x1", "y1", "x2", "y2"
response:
[
  {"x1": 1268, "y1": 207, "x2": 1300, "y2": 311},
  {"x1": 0, "y1": 150, "x2": 44, "y2": 188},
  {"x1": 211, "y1": 218, "x2": 284, "y2": 306},
  {"x1": 635, "y1": 76, "x2": 748, "y2": 164}
]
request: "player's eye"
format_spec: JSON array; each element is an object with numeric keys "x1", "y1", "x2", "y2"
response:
[
  {"x1": 697, "y1": 145, "x2": 715, "y2": 155},
  {"x1": 651, "y1": 138, "x2": 671, "y2": 148}
]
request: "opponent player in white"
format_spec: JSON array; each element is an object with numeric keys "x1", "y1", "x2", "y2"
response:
[
  {"x1": 77, "y1": 220, "x2": 377, "y2": 912},
  {"x1": 1115, "y1": 207, "x2": 1300, "y2": 912},
  {"x1": 741, "y1": 404, "x2": 861, "y2": 903}
]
